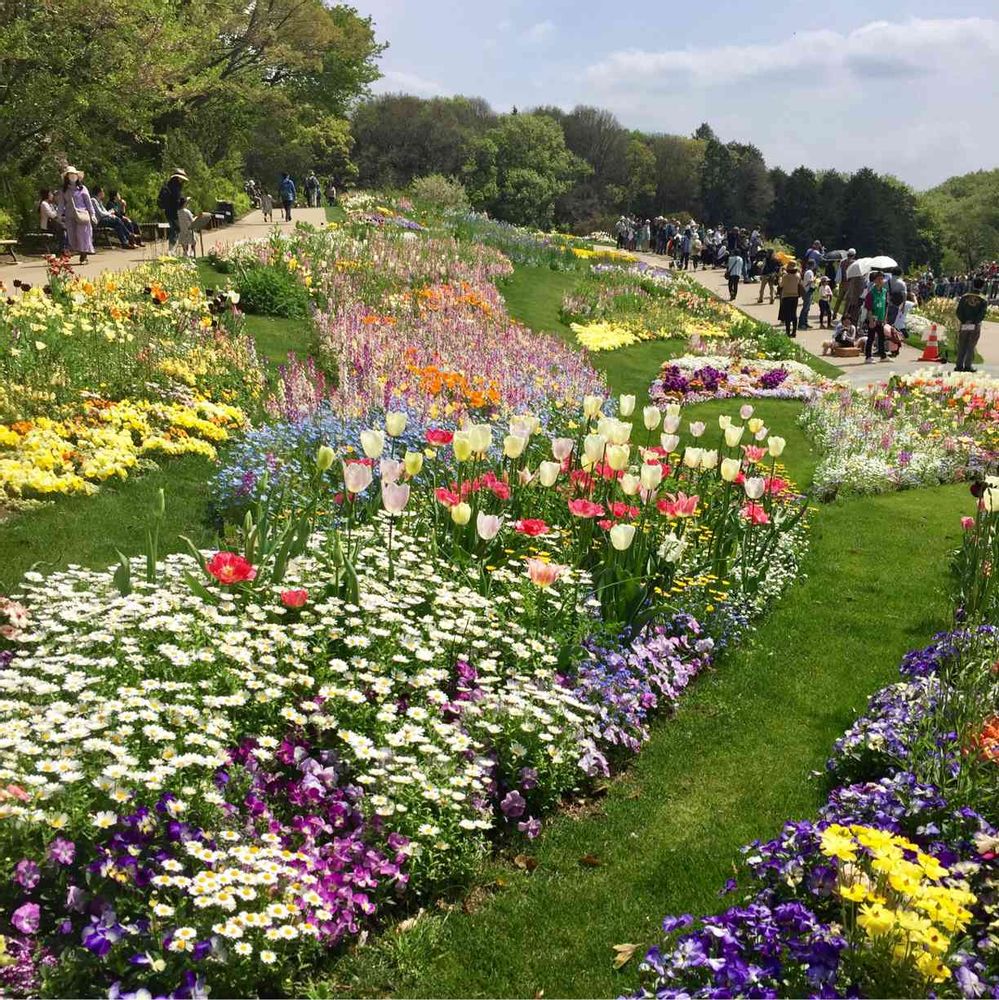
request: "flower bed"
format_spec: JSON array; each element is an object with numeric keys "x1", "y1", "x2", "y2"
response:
[
  {"x1": 633, "y1": 627, "x2": 999, "y2": 998},
  {"x1": 0, "y1": 261, "x2": 262, "y2": 503},
  {"x1": 1, "y1": 381, "x2": 811, "y2": 994},
  {"x1": 650, "y1": 355, "x2": 833, "y2": 406},
  {"x1": 800, "y1": 374, "x2": 999, "y2": 499}
]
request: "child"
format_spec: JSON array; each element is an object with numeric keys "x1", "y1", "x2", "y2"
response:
[
  {"x1": 260, "y1": 190, "x2": 273, "y2": 223},
  {"x1": 818, "y1": 276, "x2": 833, "y2": 329},
  {"x1": 177, "y1": 197, "x2": 196, "y2": 258}
]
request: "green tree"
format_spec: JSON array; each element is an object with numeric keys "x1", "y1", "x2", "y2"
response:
[
  {"x1": 462, "y1": 114, "x2": 585, "y2": 228},
  {"x1": 700, "y1": 139, "x2": 736, "y2": 223}
]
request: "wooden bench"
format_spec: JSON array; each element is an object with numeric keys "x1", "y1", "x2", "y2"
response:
[
  {"x1": 0, "y1": 239, "x2": 17, "y2": 263},
  {"x1": 94, "y1": 226, "x2": 121, "y2": 249},
  {"x1": 19, "y1": 231, "x2": 57, "y2": 256}
]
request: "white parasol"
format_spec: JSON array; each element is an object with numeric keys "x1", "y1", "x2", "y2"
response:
[{"x1": 845, "y1": 255, "x2": 899, "y2": 278}]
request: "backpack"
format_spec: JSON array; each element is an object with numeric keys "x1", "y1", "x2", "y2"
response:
[{"x1": 157, "y1": 184, "x2": 172, "y2": 211}]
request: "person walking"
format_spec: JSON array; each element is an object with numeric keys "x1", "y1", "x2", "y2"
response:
[
  {"x1": 778, "y1": 262, "x2": 803, "y2": 337},
  {"x1": 955, "y1": 277, "x2": 988, "y2": 372},
  {"x1": 278, "y1": 173, "x2": 296, "y2": 221},
  {"x1": 259, "y1": 190, "x2": 273, "y2": 223},
  {"x1": 325, "y1": 179, "x2": 337, "y2": 206},
  {"x1": 798, "y1": 261, "x2": 816, "y2": 329},
  {"x1": 725, "y1": 250, "x2": 744, "y2": 300},
  {"x1": 757, "y1": 250, "x2": 780, "y2": 304},
  {"x1": 863, "y1": 271, "x2": 889, "y2": 363},
  {"x1": 304, "y1": 171, "x2": 320, "y2": 208},
  {"x1": 157, "y1": 168, "x2": 188, "y2": 252},
  {"x1": 58, "y1": 166, "x2": 96, "y2": 264}
]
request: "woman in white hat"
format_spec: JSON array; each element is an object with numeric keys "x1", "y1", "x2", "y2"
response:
[{"x1": 58, "y1": 166, "x2": 96, "y2": 263}]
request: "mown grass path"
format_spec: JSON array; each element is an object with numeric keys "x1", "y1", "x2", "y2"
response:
[{"x1": 313, "y1": 267, "x2": 969, "y2": 998}]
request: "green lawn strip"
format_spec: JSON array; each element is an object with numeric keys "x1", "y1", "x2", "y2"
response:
[
  {"x1": 314, "y1": 483, "x2": 967, "y2": 999},
  {"x1": 0, "y1": 454, "x2": 217, "y2": 593},
  {"x1": 325, "y1": 204, "x2": 348, "y2": 223}
]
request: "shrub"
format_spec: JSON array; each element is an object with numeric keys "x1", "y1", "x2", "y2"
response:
[
  {"x1": 411, "y1": 173, "x2": 470, "y2": 214},
  {"x1": 235, "y1": 263, "x2": 310, "y2": 317}
]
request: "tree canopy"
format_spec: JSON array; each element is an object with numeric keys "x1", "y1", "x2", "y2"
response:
[{"x1": 0, "y1": 0, "x2": 382, "y2": 224}]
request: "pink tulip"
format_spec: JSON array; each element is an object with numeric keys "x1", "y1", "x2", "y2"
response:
[
  {"x1": 379, "y1": 458, "x2": 404, "y2": 484},
  {"x1": 343, "y1": 460, "x2": 373, "y2": 494},
  {"x1": 526, "y1": 557, "x2": 564, "y2": 588},
  {"x1": 518, "y1": 466, "x2": 535, "y2": 485},
  {"x1": 962, "y1": 516, "x2": 976, "y2": 530},
  {"x1": 552, "y1": 437, "x2": 574, "y2": 461},
  {"x1": 740, "y1": 404, "x2": 754, "y2": 420},
  {"x1": 476, "y1": 511, "x2": 503, "y2": 540},
  {"x1": 381, "y1": 482, "x2": 410, "y2": 513}
]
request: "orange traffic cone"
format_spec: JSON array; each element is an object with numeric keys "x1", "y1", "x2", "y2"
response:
[{"x1": 919, "y1": 323, "x2": 941, "y2": 362}]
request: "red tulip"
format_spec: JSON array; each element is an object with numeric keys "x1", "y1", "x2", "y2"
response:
[
  {"x1": 514, "y1": 518, "x2": 549, "y2": 537},
  {"x1": 281, "y1": 589, "x2": 309, "y2": 608},
  {"x1": 568, "y1": 498, "x2": 605, "y2": 519},
  {"x1": 206, "y1": 551, "x2": 257, "y2": 585},
  {"x1": 426, "y1": 429, "x2": 454, "y2": 447}
]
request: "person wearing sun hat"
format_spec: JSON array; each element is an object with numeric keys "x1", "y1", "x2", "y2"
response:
[
  {"x1": 157, "y1": 167, "x2": 189, "y2": 250},
  {"x1": 57, "y1": 165, "x2": 96, "y2": 264}
]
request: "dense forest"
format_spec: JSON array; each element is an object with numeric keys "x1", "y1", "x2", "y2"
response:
[{"x1": 1, "y1": 3, "x2": 996, "y2": 271}]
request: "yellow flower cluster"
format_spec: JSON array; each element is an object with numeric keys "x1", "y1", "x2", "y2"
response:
[
  {"x1": 571, "y1": 247, "x2": 638, "y2": 264},
  {"x1": 685, "y1": 319, "x2": 732, "y2": 340},
  {"x1": 820, "y1": 823, "x2": 976, "y2": 984},
  {"x1": 570, "y1": 321, "x2": 640, "y2": 352},
  {"x1": 0, "y1": 398, "x2": 245, "y2": 498}
]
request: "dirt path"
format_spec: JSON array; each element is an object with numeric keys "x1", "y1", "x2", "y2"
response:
[
  {"x1": 632, "y1": 251, "x2": 999, "y2": 385},
  {"x1": 0, "y1": 207, "x2": 328, "y2": 288}
]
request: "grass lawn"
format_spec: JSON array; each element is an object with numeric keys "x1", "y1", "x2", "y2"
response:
[
  {"x1": 325, "y1": 204, "x2": 348, "y2": 223},
  {"x1": 0, "y1": 454, "x2": 217, "y2": 593}
]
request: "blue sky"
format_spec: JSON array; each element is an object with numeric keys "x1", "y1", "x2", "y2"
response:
[{"x1": 355, "y1": 0, "x2": 999, "y2": 189}]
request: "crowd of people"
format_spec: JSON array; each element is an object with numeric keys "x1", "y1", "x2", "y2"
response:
[
  {"x1": 913, "y1": 263, "x2": 999, "y2": 303},
  {"x1": 35, "y1": 164, "x2": 340, "y2": 266},
  {"x1": 243, "y1": 171, "x2": 337, "y2": 221},
  {"x1": 617, "y1": 217, "x2": 991, "y2": 372}
]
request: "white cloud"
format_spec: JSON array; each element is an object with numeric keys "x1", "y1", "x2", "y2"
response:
[
  {"x1": 374, "y1": 69, "x2": 444, "y2": 97},
  {"x1": 584, "y1": 17, "x2": 999, "y2": 90},
  {"x1": 522, "y1": 19, "x2": 555, "y2": 44}
]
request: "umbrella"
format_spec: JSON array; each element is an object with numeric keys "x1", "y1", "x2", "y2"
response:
[
  {"x1": 846, "y1": 257, "x2": 873, "y2": 278},
  {"x1": 867, "y1": 254, "x2": 898, "y2": 270},
  {"x1": 822, "y1": 249, "x2": 848, "y2": 262}
]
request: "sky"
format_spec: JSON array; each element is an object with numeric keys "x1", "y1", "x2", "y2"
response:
[{"x1": 354, "y1": 0, "x2": 999, "y2": 190}]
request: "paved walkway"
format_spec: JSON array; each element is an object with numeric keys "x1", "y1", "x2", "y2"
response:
[
  {"x1": 0, "y1": 208, "x2": 328, "y2": 288},
  {"x1": 633, "y1": 252, "x2": 999, "y2": 386}
]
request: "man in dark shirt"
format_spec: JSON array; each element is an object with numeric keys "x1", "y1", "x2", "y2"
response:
[{"x1": 955, "y1": 277, "x2": 988, "y2": 372}]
